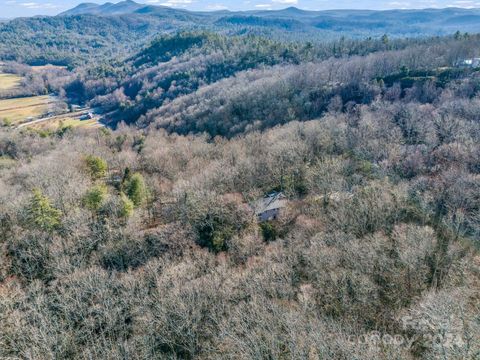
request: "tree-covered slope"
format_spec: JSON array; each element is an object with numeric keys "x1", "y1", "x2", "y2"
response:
[{"x1": 4, "y1": 5, "x2": 480, "y2": 67}]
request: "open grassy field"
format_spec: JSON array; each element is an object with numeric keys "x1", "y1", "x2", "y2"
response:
[
  {"x1": 28, "y1": 117, "x2": 100, "y2": 130},
  {"x1": 0, "y1": 95, "x2": 52, "y2": 124},
  {"x1": 0, "y1": 65, "x2": 98, "y2": 129},
  {"x1": 22, "y1": 109, "x2": 102, "y2": 130},
  {"x1": 31, "y1": 65, "x2": 68, "y2": 72},
  {"x1": 0, "y1": 73, "x2": 22, "y2": 91}
]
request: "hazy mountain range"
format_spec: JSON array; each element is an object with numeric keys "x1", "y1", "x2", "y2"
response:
[
  {"x1": 58, "y1": 0, "x2": 480, "y2": 37},
  {"x1": 2, "y1": 0, "x2": 480, "y2": 67}
]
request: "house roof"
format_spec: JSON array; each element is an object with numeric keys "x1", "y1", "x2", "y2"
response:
[
  {"x1": 251, "y1": 192, "x2": 287, "y2": 215},
  {"x1": 458, "y1": 58, "x2": 480, "y2": 66}
]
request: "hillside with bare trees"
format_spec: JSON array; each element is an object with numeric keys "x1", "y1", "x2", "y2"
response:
[{"x1": 0, "y1": 8, "x2": 479, "y2": 360}]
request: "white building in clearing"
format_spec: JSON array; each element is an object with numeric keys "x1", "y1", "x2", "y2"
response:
[
  {"x1": 456, "y1": 58, "x2": 480, "y2": 68},
  {"x1": 251, "y1": 192, "x2": 288, "y2": 222},
  {"x1": 80, "y1": 112, "x2": 94, "y2": 120}
]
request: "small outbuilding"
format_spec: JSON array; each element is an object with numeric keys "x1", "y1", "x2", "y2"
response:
[
  {"x1": 80, "y1": 112, "x2": 94, "y2": 120},
  {"x1": 456, "y1": 58, "x2": 480, "y2": 68},
  {"x1": 251, "y1": 192, "x2": 287, "y2": 222}
]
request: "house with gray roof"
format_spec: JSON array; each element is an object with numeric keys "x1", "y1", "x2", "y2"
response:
[
  {"x1": 251, "y1": 192, "x2": 288, "y2": 222},
  {"x1": 456, "y1": 58, "x2": 480, "y2": 68}
]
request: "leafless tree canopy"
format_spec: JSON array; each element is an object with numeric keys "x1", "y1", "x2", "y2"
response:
[{"x1": 0, "y1": 25, "x2": 479, "y2": 360}]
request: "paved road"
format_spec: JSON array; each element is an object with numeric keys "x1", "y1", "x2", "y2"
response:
[
  {"x1": 17, "y1": 115, "x2": 58, "y2": 128},
  {"x1": 17, "y1": 112, "x2": 103, "y2": 129}
]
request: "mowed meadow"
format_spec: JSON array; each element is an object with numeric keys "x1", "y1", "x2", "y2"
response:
[
  {"x1": 0, "y1": 95, "x2": 52, "y2": 124},
  {"x1": 0, "y1": 65, "x2": 52, "y2": 126},
  {"x1": 0, "y1": 64, "x2": 101, "y2": 130},
  {"x1": 0, "y1": 73, "x2": 21, "y2": 90},
  {"x1": 22, "y1": 111, "x2": 102, "y2": 130}
]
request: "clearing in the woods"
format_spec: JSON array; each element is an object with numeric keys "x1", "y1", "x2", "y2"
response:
[
  {"x1": 0, "y1": 65, "x2": 101, "y2": 129},
  {"x1": 0, "y1": 73, "x2": 21, "y2": 90},
  {"x1": 22, "y1": 111, "x2": 103, "y2": 130},
  {"x1": 0, "y1": 95, "x2": 52, "y2": 124}
]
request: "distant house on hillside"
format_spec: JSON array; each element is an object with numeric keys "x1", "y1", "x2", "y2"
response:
[
  {"x1": 80, "y1": 112, "x2": 94, "y2": 120},
  {"x1": 251, "y1": 192, "x2": 287, "y2": 222},
  {"x1": 456, "y1": 58, "x2": 480, "y2": 68}
]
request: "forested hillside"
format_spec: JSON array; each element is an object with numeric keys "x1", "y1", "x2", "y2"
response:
[
  {"x1": 0, "y1": 15, "x2": 173, "y2": 66},
  {"x1": 61, "y1": 32, "x2": 343, "y2": 122},
  {"x1": 1, "y1": 67, "x2": 479, "y2": 357},
  {"x1": 43, "y1": 31, "x2": 479, "y2": 134},
  {"x1": 0, "y1": 4, "x2": 479, "y2": 359},
  {"x1": 4, "y1": 2, "x2": 480, "y2": 66}
]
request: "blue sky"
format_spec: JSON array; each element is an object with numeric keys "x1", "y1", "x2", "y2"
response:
[{"x1": 3, "y1": 0, "x2": 480, "y2": 18}]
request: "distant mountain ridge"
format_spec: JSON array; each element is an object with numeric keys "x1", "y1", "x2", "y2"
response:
[
  {"x1": 60, "y1": 0, "x2": 187, "y2": 16},
  {"x1": 59, "y1": 1, "x2": 480, "y2": 38},
  {"x1": 60, "y1": 1, "x2": 480, "y2": 19},
  {"x1": 4, "y1": 0, "x2": 480, "y2": 67}
]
